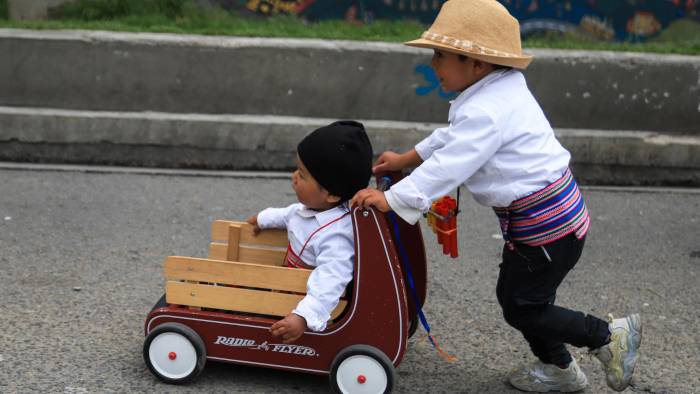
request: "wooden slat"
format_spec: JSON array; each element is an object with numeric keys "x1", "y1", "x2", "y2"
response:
[
  {"x1": 240, "y1": 246, "x2": 287, "y2": 265},
  {"x1": 209, "y1": 242, "x2": 227, "y2": 261},
  {"x1": 227, "y1": 224, "x2": 241, "y2": 261},
  {"x1": 164, "y1": 256, "x2": 310, "y2": 292},
  {"x1": 166, "y1": 281, "x2": 347, "y2": 319},
  {"x1": 211, "y1": 220, "x2": 287, "y2": 247},
  {"x1": 208, "y1": 243, "x2": 286, "y2": 266},
  {"x1": 166, "y1": 281, "x2": 302, "y2": 317}
]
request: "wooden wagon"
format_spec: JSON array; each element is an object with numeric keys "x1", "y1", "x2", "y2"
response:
[{"x1": 143, "y1": 196, "x2": 427, "y2": 393}]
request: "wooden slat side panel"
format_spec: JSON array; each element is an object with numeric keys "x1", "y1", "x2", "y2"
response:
[
  {"x1": 239, "y1": 246, "x2": 286, "y2": 266},
  {"x1": 211, "y1": 220, "x2": 287, "y2": 247},
  {"x1": 209, "y1": 242, "x2": 227, "y2": 261},
  {"x1": 164, "y1": 256, "x2": 310, "y2": 292},
  {"x1": 208, "y1": 243, "x2": 286, "y2": 266},
  {"x1": 166, "y1": 281, "x2": 302, "y2": 317},
  {"x1": 165, "y1": 281, "x2": 348, "y2": 319}
]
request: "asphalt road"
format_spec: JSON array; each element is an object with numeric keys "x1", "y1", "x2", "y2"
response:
[{"x1": 1, "y1": 164, "x2": 698, "y2": 394}]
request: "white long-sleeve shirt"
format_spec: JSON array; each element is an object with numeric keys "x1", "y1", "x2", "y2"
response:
[
  {"x1": 256, "y1": 202, "x2": 353, "y2": 332},
  {"x1": 386, "y1": 69, "x2": 571, "y2": 224}
]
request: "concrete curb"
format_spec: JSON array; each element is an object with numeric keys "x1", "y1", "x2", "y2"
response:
[
  {"x1": 2, "y1": 29, "x2": 700, "y2": 134},
  {"x1": 2, "y1": 29, "x2": 699, "y2": 185},
  {"x1": 1, "y1": 106, "x2": 698, "y2": 186}
]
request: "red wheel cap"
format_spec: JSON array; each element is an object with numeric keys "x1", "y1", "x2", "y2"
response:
[
  {"x1": 168, "y1": 352, "x2": 177, "y2": 360},
  {"x1": 357, "y1": 375, "x2": 366, "y2": 384}
]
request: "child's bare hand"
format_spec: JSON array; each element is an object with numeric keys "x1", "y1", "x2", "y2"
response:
[
  {"x1": 246, "y1": 214, "x2": 261, "y2": 235},
  {"x1": 373, "y1": 149, "x2": 422, "y2": 174},
  {"x1": 270, "y1": 313, "x2": 307, "y2": 343},
  {"x1": 373, "y1": 151, "x2": 404, "y2": 173},
  {"x1": 350, "y1": 188, "x2": 390, "y2": 212}
]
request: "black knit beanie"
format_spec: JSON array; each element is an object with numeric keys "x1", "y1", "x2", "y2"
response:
[{"x1": 297, "y1": 120, "x2": 373, "y2": 202}]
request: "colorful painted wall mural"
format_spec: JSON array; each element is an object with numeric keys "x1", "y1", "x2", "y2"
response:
[{"x1": 215, "y1": 0, "x2": 699, "y2": 41}]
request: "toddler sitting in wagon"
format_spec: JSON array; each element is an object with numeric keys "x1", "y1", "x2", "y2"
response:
[{"x1": 247, "y1": 120, "x2": 373, "y2": 344}]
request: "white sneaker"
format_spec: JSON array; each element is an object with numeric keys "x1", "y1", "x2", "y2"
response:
[
  {"x1": 508, "y1": 358, "x2": 588, "y2": 392},
  {"x1": 591, "y1": 313, "x2": 642, "y2": 392}
]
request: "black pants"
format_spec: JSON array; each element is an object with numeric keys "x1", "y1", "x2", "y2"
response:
[{"x1": 496, "y1": 233, "x2": 610, "y2": 366}]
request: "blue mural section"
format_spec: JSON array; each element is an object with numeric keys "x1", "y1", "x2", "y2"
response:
[
  {"x1": 505, "y1": 0, "x2": 699, "y2": 41},
  {"x1": 414, "y1": 64, "x2": 458, "y2": 99},
  {"x1": 223, "y1": 0, "x2": 700, "y2": 41}
]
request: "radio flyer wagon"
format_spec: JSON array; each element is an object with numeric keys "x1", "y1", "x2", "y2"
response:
[{"x1": 143, "y1": 177, "x2": 428, "y2": 393}]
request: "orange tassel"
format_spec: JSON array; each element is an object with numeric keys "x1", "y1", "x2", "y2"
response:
[{"x1": 425, "y1": 334, "x2": 458, "y2": 362}]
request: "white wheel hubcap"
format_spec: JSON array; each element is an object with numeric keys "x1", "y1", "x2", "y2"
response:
[
  {"x1": 149, "y1": 331, "x2": 197, "y2": 380},
  {"x1": 336, "y1": 355, "x2": 388, "y2": 394}
]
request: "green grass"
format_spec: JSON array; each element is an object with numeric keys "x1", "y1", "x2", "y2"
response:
[
  {"x1": 523, "y1": 29, "x2": 700, "y2": 55},
  {"x1": 0, "y1": 0, "x2": 698, "y2": 55},
  {"x1": 0, "y1": 6, "x2": 427, "y2": 42},
  {"x1": 0, "y1": 0, "x2": 7, "y2": 20},
  {"x1": 50, "y1": 0, "x2": 189, "y2": 20}
]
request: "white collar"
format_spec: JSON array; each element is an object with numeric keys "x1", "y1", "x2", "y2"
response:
[
  {"x1": 296, "y1": 203, "x2": 350, "y2": 225},
  {"x1": 448, "y1": 68, "x2": 512, "y2": 123}
]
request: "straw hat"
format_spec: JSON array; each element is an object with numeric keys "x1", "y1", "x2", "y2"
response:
[{"x1": 405, "y1": 0, "x2": 533, "y2": 69}]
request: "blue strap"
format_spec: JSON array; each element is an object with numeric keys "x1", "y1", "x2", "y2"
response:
[
  {"x1": 380, "y1": 176, "x2": 456, "y2": 360},
  {"x1": 386, "y1": 211, "x2": 433, "y2": 339},
  {"x1": 378, "y1": 175, "x2": 432, "y2": 335}
]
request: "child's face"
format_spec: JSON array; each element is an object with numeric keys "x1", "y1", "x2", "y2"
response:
[
  {"x1": 430, "y1": 49, "x2": 492, "y2": 93},
  {"x1": 292, "y1": 154, "x2": 341, "y2": 210}
]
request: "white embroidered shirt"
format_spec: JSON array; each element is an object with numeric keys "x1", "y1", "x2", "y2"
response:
[
  {"x1": 257, "y1": 202, "x2": 354, "y2": 332},
  {"x1": 386, "y1": 69, "x2": 571, "y2": 224}
]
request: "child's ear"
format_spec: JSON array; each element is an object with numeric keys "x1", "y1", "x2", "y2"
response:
[
  {"x1": 474, "y1": 59, "x2": 493, "y2": 76},
  {"x1": 326, "y1": 194, "x2": 341, "y2": 205}
]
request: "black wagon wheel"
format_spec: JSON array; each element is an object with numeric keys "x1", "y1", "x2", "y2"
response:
[
  {"x1": 143, "y1": 322, "x2": 206, "y2": 384},
  {"x1": 330, "y1": 344, "x2": 396, "y2": 394}
]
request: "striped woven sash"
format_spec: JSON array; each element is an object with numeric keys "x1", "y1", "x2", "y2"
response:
[{"x1": 493, "y1": 169, "x2": 590, "y2": 248}]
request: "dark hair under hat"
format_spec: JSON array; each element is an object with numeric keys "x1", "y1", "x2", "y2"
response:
[{"x1": 297, "y1": 120, "x2": 373, "y2": 202}]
